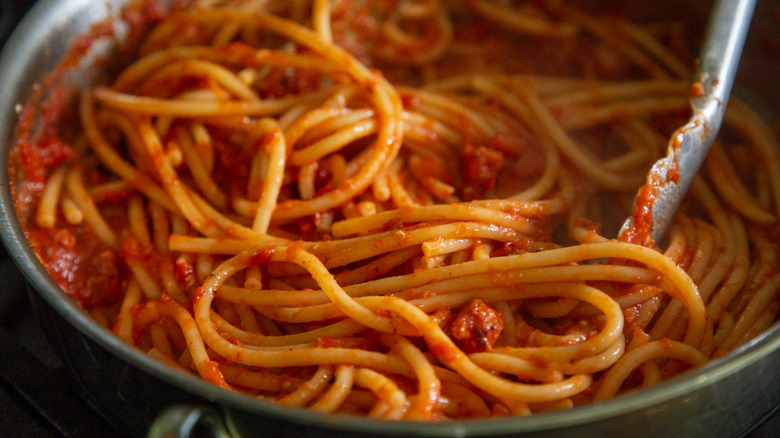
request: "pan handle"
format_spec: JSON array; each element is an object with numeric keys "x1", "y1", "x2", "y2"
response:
[{"x1": 147, "y1": 405, "x2": 235, "y2": 438}]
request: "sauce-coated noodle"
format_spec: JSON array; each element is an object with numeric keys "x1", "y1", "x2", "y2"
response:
[{"x1": 11, "y1": 0, "x2": 780, "y2": 420}]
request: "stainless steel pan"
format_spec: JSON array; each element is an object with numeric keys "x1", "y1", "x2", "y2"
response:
[{"x1": 1, "y1": 1, "x2": 779, "y2": 436}]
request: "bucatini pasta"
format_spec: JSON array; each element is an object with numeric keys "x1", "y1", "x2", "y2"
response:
[{"x1": 10, "y1": 0, "x2": 780, "y2": 420}]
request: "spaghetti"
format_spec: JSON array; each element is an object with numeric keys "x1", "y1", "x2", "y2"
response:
[{"x1": 11, "y1": 0, "x2": 780, "y2": 420}]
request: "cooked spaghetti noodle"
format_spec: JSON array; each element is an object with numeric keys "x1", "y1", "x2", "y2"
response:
[{"x1": 11, "y1": 0, "x2": 780, "y2": 420}]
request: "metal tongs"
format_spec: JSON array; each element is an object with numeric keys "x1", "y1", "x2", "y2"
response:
[{"x1": 620, "y1": 0, "x2": 757, "y2": 245}]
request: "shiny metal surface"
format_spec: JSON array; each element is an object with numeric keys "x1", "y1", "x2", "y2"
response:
[
  {"x1": 622, "y1": 0, "x2": 757, "y2": 244},
  {"x1": 0, "y1": 1, "x2": 779, "y2": 437}
]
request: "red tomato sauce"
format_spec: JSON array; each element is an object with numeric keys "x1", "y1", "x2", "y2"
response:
[{"x1": 26, "y1": 226, "x2": 125, "y2": 307}]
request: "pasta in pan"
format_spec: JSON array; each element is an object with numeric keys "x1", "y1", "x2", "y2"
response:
[{"x1": 11, "y1": 0, "x2": 780, "y2": 420}]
